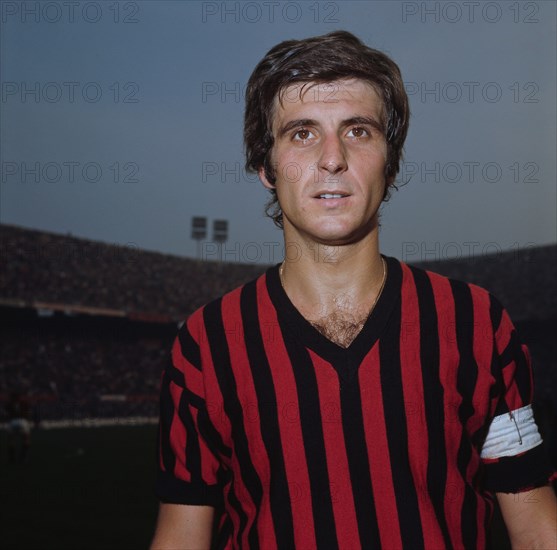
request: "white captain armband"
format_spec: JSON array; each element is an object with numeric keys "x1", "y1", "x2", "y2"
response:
[{"x1": 480, "y1": 404, "x2": 543, "y2": 460}]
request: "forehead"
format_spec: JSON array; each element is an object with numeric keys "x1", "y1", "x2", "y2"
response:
[{"x1": 271, "y1": 79, "x2": 384, "y2": 128}]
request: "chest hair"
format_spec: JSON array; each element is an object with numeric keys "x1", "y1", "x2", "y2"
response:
[{"x1": 309, "y1": 309, "x2": 368, "y2": 348}]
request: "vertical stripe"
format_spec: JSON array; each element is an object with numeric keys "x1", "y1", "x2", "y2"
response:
[
  {"x1": 494, "y1": 307, "x2": 513, "y2": 354},
  {"x1": 401, "y1": 265, "x2": 449, "y2": 548},
  {"x1": 175, "y1": 384, "x2": 198, "y2": 482},
  {"x1": 196, "y1": 403, "x2": 231, "y2": 463},
  {"x1": 469, "y1": 288, "x2": 498, "y2": 550},
  {"x1": 339, "y1": 369, "x2": 381, "y2": 548},
  {"x1": 280, "y1": 320, "x2": 340, "y2": 549},
  {"x1": 501, "y1": 334, "x2": 532, "y2": 409},
  {"x1": 221, "y1": 288, "x2": 277, "y2": 549},
  {"x1": 311, "y1": 352, "x2": 361, "y2": 550},
  {"x1": 178, "y1": 322, "x2": 201, "y2": 369},
  {"x1": 359, "y1": 345, "x2": 403, "y2": 549},
  {"x1": 258, "y1": 281, "x2": 317, "y2": 550},
  {"x1": 380, "y1": 296, "x2": 425, "y2": 549},
  {"x1": 412, "y1": 269, "x2": 453, "y2": 548},
  {"x1": 450, "y1": 280, "x2": 479, "y2": 549},
  {"x1": 502, "y1": 368, "x2": 523, "y2": 415},
  {"x1": 430, "y1": 273, "x2": 467, "y2": 549},
  {"x1": 514, "y1": 343, "x2": 532, "y2": 406},
  {"x1": 488, "y1": 297, "x2": 506, "y2": 431},
  {"x1": 194, "y1": 319, "x2": 238, "y2": 546},
  {"x1": 213, "y1": 513, "x2": 233, "y2": 550},
  {"x1": 222, "y1": 290, "x2": 274, "y2": 548},
  {"x1": 203, "y1": 298, "x2": 259, "y2": 549},
  {"x1": 241, "y1": 279, "x2": 296, "y2": 549},
  {"x1": 191, "y1": 407, "x2": 219, "y2": 485},
  {"x1": 470, "y1": 287, "x2": 493, "y2": 378},
  {"x1": 222, "y1": 483, "x2": 244, "y2": 550}
]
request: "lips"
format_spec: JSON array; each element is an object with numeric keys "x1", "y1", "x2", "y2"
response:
[{"x1": 314, "y1": 190, "x2": 350, "y2": 199}]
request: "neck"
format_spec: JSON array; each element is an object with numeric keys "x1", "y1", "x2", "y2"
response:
[{"x1": 279, "y1": 230, "x2": 385, "y2": 321}]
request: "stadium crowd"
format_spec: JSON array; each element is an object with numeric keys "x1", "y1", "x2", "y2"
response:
[
  {"x1": 1, "y1": 224, "x2": 268, "y2": 422},
  {"x1": 1, "y1": 224, "x2": 265, "y2": 319},
  {"x1": 1, "y1": 315, "x2": 175, "y2": 420}
]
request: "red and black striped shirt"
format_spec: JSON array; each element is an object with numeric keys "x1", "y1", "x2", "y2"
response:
[{"x1": 156, "y1": 256, "x2": 554, "y2": 549}]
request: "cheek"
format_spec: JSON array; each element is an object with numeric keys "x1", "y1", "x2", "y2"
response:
[
  {"x1": 354, "y1": 156, "x2": 386, "y2": 183},
  {"x1": 276, "y1": 157, "x2": 314, "y2": 188}
]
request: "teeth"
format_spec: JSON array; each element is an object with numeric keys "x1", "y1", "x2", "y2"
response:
[{"x1": 319, "y1": 193, "x2": 344, "y2": 199}]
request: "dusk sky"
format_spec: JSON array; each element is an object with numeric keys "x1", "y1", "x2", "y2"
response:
[{"x1": 2, "y1": 0, "x2": 555, "y2": 264}]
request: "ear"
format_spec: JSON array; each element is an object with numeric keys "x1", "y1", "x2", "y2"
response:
[{"x1": 258, "y1": 166, "x2": 276, "y2": 190}]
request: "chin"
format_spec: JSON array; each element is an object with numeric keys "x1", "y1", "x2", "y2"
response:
[
  {"x1": 284, "y1": 214, "x2": 378, "y2": 246},
  {"x1": 308, "y1": 227, "x2": 368, "y2": 247},
  {"x1": 315, "y1": 218, "x2": 378, "y2": 244}
]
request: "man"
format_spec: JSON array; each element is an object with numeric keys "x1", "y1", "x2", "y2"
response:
[{"x1": 151, "y1": 31, "x2": 556, "y2": 549}]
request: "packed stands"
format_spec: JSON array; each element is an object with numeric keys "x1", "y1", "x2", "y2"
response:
[
  {"x1": 1, "y1": 223, "x2": 264, "y2": 320},
  {"x1": 1, "y1": 224, "x2": 266, "y2": 422}
]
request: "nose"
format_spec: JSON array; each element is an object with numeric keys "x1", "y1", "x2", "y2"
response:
[{"x1": 318, "y1": 133, "x2": 348, "y2": 175}]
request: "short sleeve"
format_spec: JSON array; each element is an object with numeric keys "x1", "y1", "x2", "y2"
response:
[
  {"x1": 155, "y1": 316, "x2": 225, "y2": 506},
  {"x1": 480, "y1": 298, "x2": 555, "y2": 493}
]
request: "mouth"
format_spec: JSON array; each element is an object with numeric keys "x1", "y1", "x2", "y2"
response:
[{"x1": 314, "y1": 191, "x2": 350, "y2": 199}]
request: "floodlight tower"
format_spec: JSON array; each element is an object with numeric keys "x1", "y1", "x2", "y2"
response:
[
  {"x1": 191, "y1": 216, "x2": 207, "y2": 260},
  {"x1": 213, "y1": 220, "x2": 228, "y2": 262}
]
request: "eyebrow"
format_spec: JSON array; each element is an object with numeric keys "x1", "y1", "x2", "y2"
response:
[
  {"x1": 344, "y1": 116, "x2": 385, "y2": 134},
  {"x1": 276, "y1": 119, "x2": 315, "y2": 139},
  {"x1": 276, "y1": 116, "x2": 385, "y2": 139}
]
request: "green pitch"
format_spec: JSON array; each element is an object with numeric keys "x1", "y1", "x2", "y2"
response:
[{"x1": 0, "y1": 425, "x2": 159, "y2": 550}]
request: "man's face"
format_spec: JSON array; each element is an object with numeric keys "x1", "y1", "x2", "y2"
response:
[{"x1": 259, "y1": 78, "x2": 389, "y2": 247}]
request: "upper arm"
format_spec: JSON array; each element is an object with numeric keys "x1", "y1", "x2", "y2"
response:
[
  {"x1": 150, "y1": 502, "x2": 215, "y2": 550},
  {"x1": 480, "y1": 299, "x2": 554, "y2": 494},
  {"x1": 497, "y1": 485, "x2": 557, "y2": 549},
  {"x1": 154, "y1": 318, "x2": 226, "y2": 543}
]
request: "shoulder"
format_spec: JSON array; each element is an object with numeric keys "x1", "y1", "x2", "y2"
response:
[
  {"x1": 394, "y1": 256, "x2": 503, "y2": 318},
  {"x1": 168, "y1": 268, "x2": 271, "y2": 375},
  {"x1": 396, "y1": 257, "x2": 490, "y2": 294},
  {"x1": 177, "y1": 265, "x2": 273, "y2": 340}
]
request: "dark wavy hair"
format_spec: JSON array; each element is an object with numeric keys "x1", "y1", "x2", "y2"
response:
[{"x1": 243, "y1": 30, "x2": 410, "y2": 228}]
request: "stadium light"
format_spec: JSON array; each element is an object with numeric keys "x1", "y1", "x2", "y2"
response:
[
  {"x1": 191, "y1": 216, "x2": 207, "y2": 240},
  {"x1": 213, "y1": 220, "x2": 228, "y2": 243},
  {"x1": 192, "y1": 216, "x2": 207, "y2": 260}
]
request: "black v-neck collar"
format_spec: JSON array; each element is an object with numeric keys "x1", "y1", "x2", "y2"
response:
[{"x1": 266, "y1": 255, "x2": 402, "y2": 369}]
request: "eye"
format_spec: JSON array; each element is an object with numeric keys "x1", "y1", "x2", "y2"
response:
[
  {"x1": 347, "y1": 126, "x2": 369, "y2": 139},
  {"x1": 293, "y1": 128, "x2": 315, "y2": 141}
]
